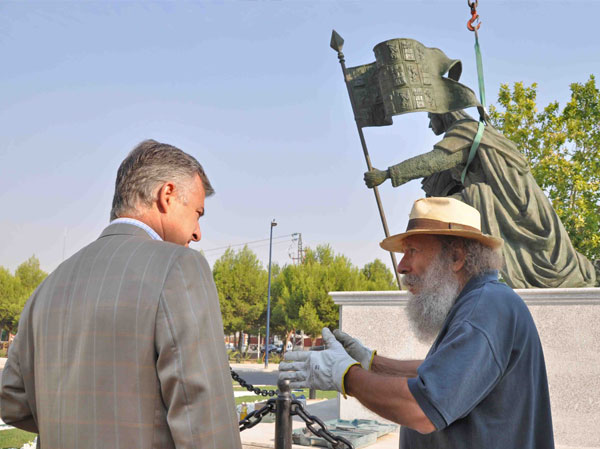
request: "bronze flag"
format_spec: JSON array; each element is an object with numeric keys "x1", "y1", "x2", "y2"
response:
[{"x1": 346, "y1": 38, "x2": 481, "y2": 127}]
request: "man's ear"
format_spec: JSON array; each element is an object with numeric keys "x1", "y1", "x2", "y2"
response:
[
  {"x1": 451, "y1": 242, "x2": 467, "y2": 273},
  {"x1": 156, "y1": 182, "x2": 176, "y2": 213}
]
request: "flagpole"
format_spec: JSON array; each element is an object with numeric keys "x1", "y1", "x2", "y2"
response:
[{"x1": 330, "y1": 30, "x2": 401, "y2": 290}]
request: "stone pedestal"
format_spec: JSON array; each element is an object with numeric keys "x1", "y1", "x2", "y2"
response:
[{"x1": 331, "y1": 288, "x2": 600, "y2": 449}]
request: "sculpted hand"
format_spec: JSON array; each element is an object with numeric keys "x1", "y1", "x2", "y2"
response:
[
  {"x1": 364, "y1": 168, "x2": 389, "y2": 188},
  {"x1": 278, "y1": 328, "x2": 360, "y2": 394},
  {"x1": 333, "y1": 329, "x2": 376, "y2": 370}
]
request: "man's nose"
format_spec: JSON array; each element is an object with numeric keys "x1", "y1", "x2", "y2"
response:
[
  {"x1": 191, "y1": 224, "x2": 201, "y2": 242},
  {"x1": 397, "y1": 255, "x2": 409, "y2": 275}
]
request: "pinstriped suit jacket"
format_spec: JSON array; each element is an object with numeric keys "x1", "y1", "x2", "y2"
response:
[{"x1": 0, "y1": 223, "x2": 242, "y2": 449}]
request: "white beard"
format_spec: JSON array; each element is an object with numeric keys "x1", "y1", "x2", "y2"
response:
[{"x1": 404, "y1": 253, "x2": 461, "y2": 343}]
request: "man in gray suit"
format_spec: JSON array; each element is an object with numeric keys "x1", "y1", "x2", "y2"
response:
[{"x1": 1, "y1": 140, "x2": 242, "y2": 449}]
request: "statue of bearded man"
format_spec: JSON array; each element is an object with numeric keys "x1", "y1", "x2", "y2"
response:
[{"x1": 364, "y1": 109, "x2": 597, "y2": 288}]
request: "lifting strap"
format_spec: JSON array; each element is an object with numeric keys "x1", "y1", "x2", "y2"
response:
[{"x1": 462, "y1": 0, "x2": 487, "y2": 184}]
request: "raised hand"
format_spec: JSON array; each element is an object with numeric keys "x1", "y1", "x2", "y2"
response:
[
  {"x1": 278, "y1": 328, "x2": 360, "y2": 394},
  {"x1": 332, "y1": 329, "x2": 376, "y2": 370}
]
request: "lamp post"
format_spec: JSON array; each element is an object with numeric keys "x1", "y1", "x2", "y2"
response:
[{"x1": 265, "y1": 219, "x2": 277, "y2": 368}]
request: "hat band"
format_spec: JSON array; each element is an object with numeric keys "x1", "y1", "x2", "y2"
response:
[{"x1": 406, "y1": 218, "x2": 481, "y2": 233}]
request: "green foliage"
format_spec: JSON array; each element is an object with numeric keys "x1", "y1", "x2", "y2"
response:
[
  {"x1": 271, "y1": 245, "x2": 360, "y2": 340},
  {"x1": 270, "y1": 245, "x2": 397, "y2": 345},
  {"x1": 0, "y1": 268, "x2": 25, "y2": 335},
  {"x1": 265, "y1": 353, "x2": 282, "y2": 364},
  {"x1": 227, "y1": 350, "x2": 253, "y2": 362},
  {"x1": 15, "y1": 256, "x2": 47, "y2": 292},
  {"x1": 362, "y1": 259, "x2": 397, "y2": 290},
  {"x1": 213, "y1": 246, "x2": 268, "y2": 343},
  {"x1": 489, "y1": 76, "x2": 600, "y2": 260},
  {"x1": 212, "y1": 244, "x2": 396, "y2": 348},
  {"x1": 0, "y1": 428, "x2": 37, "y2": 447},
  {"x1": 0, "y1": 256, "x2": 47, "y2": 336},
  {"x1": 298, "y1": 302, "x2": 322, "y2": 339}
]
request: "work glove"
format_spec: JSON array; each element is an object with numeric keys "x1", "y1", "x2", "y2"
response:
[
  {"x1": 278, "y1": 328, "x2": 360, "y2": 396},
  {"x1": 332, "y1": 329, "x2": 376, "y2": 370}
]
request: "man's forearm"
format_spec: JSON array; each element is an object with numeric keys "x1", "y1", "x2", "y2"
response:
[
  {"x1": 389, "y1": 149, "x2": 464, "y2": 187},
  {"x1": 344, "y1": 365, "x2": 435, "y2": 434},
  {"x1": 371, "y1": 355, "x2": 422, "y2": 377}
]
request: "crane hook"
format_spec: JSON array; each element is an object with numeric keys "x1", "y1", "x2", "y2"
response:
[{"x1": 467, "y1": 0, "x2": 481, "y2": 31}]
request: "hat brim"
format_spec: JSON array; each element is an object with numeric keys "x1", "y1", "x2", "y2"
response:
[{"x1": 380, "y1": 228, "x2": 504, "y2": 252}]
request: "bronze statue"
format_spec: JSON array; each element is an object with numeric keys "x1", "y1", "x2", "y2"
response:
[{"x1": 365, "y1": 110, "x2": 598, "y2": 288}]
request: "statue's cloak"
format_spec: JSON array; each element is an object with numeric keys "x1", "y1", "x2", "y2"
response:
[{"x1": 422, "y1": 118, "x2": 596, "y2": 288}]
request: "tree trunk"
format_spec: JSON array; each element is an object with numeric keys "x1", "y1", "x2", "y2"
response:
[
  {"x1": 283, "y1": 329, "x2": 294, "y2": 355},
  {"x1": 238, "y1": 331, "x2": 244, "y2": 353}
]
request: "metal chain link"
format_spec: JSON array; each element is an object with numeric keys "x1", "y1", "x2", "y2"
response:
[
  {"x1": 291, "y1": 399, "x2": 354, "y2": 449},
  {"x1": 239, "y1": 398, "x2": 277, "y2": 431},
  {"x1": 231, "y1": 368, "x2": 354, "y2": 448},
  {"x1": 230, "y1": 367, "x2": 278, "y2": 397}
]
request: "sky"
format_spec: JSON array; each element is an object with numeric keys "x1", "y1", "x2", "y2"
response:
[{"x1": 1, "y1": 0, "x2": 599, "y2": 275}]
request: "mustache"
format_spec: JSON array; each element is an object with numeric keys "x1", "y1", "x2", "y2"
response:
[{"x1": 402, "y1": 273, "x2": 421, "y2": 287}]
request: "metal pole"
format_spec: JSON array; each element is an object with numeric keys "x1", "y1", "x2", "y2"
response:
[
  {"x1": 265, "y1": 219, "x2": 277, "y2": 368},
  {"x1": 275, "y1": 378, "x2": 293, "y2": 449},
  {"x1": 330, "y1": 30, "x2": 402, "y2": 289}
]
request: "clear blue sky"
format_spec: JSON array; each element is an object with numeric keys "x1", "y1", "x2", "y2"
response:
[{"x1": 1, "y1": 1, "x2": 599, "y2": 274}]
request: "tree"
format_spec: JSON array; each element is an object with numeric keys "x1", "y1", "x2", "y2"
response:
[
  {"x1": 489, "y1": 76, "x2": 600, "y2": 260},
  {"x1": 0, "y1": 256, "x2": 47, "y2": 336},
  {"x1": 270, "y1": 245, "x2": 396, "y2": 349},
  {"x1": 212, "y1": 246, "x2": 268, "y2": 352},
  {"x1": 361, "y1": 259, "x2": 397, "y2": 291},
  {"x1": 297, "y1": 302, "x2": 322, "y2": 346},
  {"x1": 0, "y1": 268, "x2": 25, "y2": 336},
  {"x1": 15, "y1": 255, "x2": 47, "y2": 292}
]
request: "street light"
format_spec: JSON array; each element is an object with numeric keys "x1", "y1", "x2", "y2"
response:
[{"x1": 265, "y1": 218, "x2": 277, "y2": 368}]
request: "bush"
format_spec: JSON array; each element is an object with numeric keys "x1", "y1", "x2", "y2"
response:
[
  {"x1": 264, "y1": 353, "x2": 282, "y2": 364},
  {"x1": 228, "y1": 350, "x2": 252, "y2": 362}
]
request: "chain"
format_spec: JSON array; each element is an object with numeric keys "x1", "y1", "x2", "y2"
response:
[
  {"x1": 291, "y1": 399, "x2": 354, "y2": 449},
  {"x1": 230, "y1": 367, "x2": 278, "y2": 397},
  {"x1": 239, "y1": 398, "x2": 277, "y2": 431},
  {"x1": 231, "y1": 368, "x2": 353, "y2": 448}
]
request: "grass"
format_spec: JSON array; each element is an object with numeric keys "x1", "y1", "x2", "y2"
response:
[
  {"x1": 0, "y1": 429, "x2": 36, "y2": 448},
  {"x1": 233, "y1": 383, "x2": 337, "y2": 405}
]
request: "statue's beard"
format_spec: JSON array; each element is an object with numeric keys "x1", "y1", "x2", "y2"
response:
[{"x1": 403, "y1": 253, "x2": 461, "y2": 343}]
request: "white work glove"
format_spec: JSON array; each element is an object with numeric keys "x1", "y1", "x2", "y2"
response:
[
  {"x1": 333, "y1": 329, "x2": 376, "y2": 370},
  {"x1": 278, "y1": 328, "x2": 360, "y2": 396}
]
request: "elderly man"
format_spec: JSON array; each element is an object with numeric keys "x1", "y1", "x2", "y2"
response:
[
  {"x1": 1, "y1": 140, "x2": 241, "y2": 449},
  {"x1": 280, "y1": 197, "x2": 554, "y2": 448}
]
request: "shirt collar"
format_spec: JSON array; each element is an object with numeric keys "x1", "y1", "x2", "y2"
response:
[
  {"x1": 110, "y1": 218, "x2": 163, "y2": 241},
  {"x1": 456, "y1": 270, "x2": 499, "y2": 303}
]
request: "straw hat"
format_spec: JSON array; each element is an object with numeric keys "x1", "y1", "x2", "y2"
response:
[{"x1": 380, "y1": 197, "x2": 503, "y2": 252}]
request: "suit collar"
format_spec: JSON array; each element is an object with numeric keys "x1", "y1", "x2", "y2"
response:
[{"x1": 98, "y1": 223, "x2": 154, "y2": 240}]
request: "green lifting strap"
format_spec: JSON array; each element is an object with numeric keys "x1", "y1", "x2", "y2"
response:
[{"x1": 461, "y1": 31, "x2": 487, "y2": 185}]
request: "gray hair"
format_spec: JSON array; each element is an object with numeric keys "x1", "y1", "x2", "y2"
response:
[
  {"x1": 110, "y1": 139, "x2": 214, "y2": 220},
  {"x1": 437, "y1": 235, "x2": 504, "y2": 278}
]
